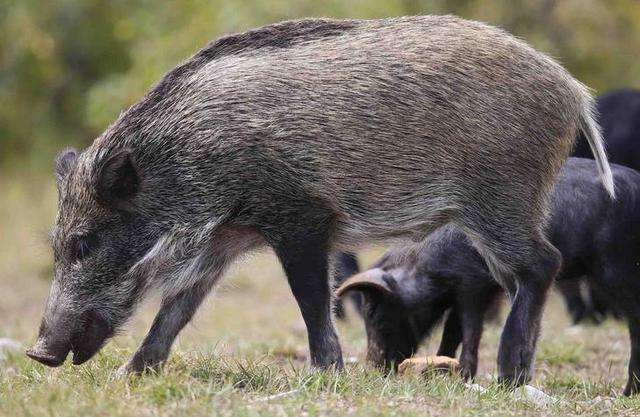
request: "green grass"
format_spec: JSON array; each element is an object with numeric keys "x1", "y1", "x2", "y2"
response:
[
  {"x1": 538, "y1": 341, "x2": 585, "y2": 367},
  {"x1": 2, "y1": 173, "x2": 640, "y2": 416},
  {"x1": 2, "y1": 346, "x2": 639, "y2": 417}
]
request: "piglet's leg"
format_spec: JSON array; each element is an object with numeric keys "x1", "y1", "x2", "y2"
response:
[
  {"x1": 457, "y1": 292, "x2": 494, "y2": 380},
  {"x1": 437, "y1": 308, "x2": 462, "y2": 358},
  {"x1": 332, "y1": 252, "x2": 362, "y2": 320},
  {"x1": 556, "y1": 279, "x2": 589, "y2": 325}
]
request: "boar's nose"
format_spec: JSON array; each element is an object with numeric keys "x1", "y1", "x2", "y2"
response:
[
  {"x1": 26, "y1": 336, "x2": 71, "y2": 367},
  {"x1": 26, "y1": 348, "x2": 65, "y2": 367}
]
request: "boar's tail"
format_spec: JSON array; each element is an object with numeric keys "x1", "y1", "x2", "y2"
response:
[{"x1": 578, "y1": 93, "x2": 615, "y2": 198}]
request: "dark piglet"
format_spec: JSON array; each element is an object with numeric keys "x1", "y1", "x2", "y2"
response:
[
  {"x1": 561, "y1": 88, "x2": 640, "y2": 324},
  {"x1": 27, "y1": 16, "x2": 612, "y2": 385},
  {"x1": 573, "y1": 89, "x2": 640, "y2": 168},
  {"x1": 338, "y1": 158, "x2": 640, "y2": 395}
]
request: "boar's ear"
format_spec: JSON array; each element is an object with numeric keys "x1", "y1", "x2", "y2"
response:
[
  {"x1": 336, "y1": 268, "x2": 395, "y2": 298},
  {"x1": 55, "y1": 148, "x2": 78, "y2": 185},
  {"x1": 94, "y1": 148, "x2": 141, "y2": 208}
]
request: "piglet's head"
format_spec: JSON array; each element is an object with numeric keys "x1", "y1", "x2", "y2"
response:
[
  {"x1": 337, "y1": 257, "x2": 455, "y2": 371},
  {"x1": 337, "y1": 267, "x2": 419, "y2": 370}
]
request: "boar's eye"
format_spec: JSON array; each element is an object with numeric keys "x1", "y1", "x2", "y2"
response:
[{"x1": 67, "y1": 233, "x2": 100, "y2": 263}]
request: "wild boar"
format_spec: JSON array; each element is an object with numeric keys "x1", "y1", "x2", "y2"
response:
[
  {"x1": 337, "y1": 158, "x2": 640, "y2": 395},
  {"x1": 26, "y1": 16, "x2": 613, "y2": 385}
]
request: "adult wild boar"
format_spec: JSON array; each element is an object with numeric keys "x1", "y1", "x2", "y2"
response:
[
  {"x1": 336, "y1": 158, "x2": 640, "y2": 395},
  {"x1": 27, "y1": 16, "x2": 613, "y2": 384}
]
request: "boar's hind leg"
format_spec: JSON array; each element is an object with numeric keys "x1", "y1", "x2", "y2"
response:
[
  {"x1": 464, "y1": 226, "x2": 561, "y2": 387},
  {"x1": 120, "y1": 282, "x2": 212, "y2": 374},
  {"x1": 499, "y1": 237, "x2": 560, "y2": 386},
  {"x1": 273, "y1": 230, "x2": 343, "y2": 370},
  {"x1": 624, "y1": 317, "x2": 640, "y2": 396}
]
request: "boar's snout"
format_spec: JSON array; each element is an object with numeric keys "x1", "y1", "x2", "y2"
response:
[
  {"x1": 26, "y1": 334, "x2": 71, "y2": 368},
  {"x1": 27, "y1": 309, "x2": 113, "y2": 367}
]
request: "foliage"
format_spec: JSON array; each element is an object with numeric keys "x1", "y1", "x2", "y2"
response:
[{"x1": 1, "y1": 0, "x2": 640, "y2": 170}]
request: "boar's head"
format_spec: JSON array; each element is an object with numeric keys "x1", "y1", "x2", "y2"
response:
[
  {"x1": 27, "y1": 147, "x2": 159, "y2": 367},
  {"x1": 336, "y1": 256, "x2": 453, "y2": 371}
]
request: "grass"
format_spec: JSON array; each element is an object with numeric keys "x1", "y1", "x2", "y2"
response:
[{"x1": 2, "y1": 173, "x2": 640, "y2": 416}]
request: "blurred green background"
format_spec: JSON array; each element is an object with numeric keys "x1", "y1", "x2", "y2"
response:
[{"x1": 1, "y1": 0, "x2": 639, "y2": 173}]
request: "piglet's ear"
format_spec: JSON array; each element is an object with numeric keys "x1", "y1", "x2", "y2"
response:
[
  {"x1": 336, "y1": 268, "x2": 394, "y2": 298},
  {"x1": 55, "y1": 148, "x2": 78, "y2": 184},
  {"x1": 94, "y1": 148, "x2": 141, "y2": 207}
]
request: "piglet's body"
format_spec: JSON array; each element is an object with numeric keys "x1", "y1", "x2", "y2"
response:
[{"x1": 560, "y1": 88, "x2": 640, "y2": 324}]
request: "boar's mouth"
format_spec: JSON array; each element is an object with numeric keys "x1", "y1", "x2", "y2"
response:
[{"x1": 70, "y1": 310, "x2": 114, "y2": 365}]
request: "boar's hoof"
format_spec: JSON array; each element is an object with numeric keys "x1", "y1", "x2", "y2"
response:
[
  {"x1": 117, "y1": 360, "x2": 163, "y2": 376},
  {"x1": 311, "y1": 354, "x2": 344, "y2": 372},
  {"x1": 397, "y1": 356, "x2": 460, "y2": 376},
  {"x1": 497, "y1": 371, "x2": 531, "y2": 388},
  {"x1": 117, "y1": 348, "x2": 168, "y2": 376},
  {"x1": 498, "y1": 347, "x2": 533, "y2": 387},
  {"x1": 459, "y1": 365, "x2": 475, "y2": 381}
]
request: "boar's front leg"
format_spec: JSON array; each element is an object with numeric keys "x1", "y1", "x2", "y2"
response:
[
  {"x1": 272, "y1": 230, "x2": 343, "y2": 370},
  {"x1": 120, "y1": 282, "x2": 211, "y2": 374},
  {"x1": 120, "y1": 227, "x2": 259, "y2": 374}
]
